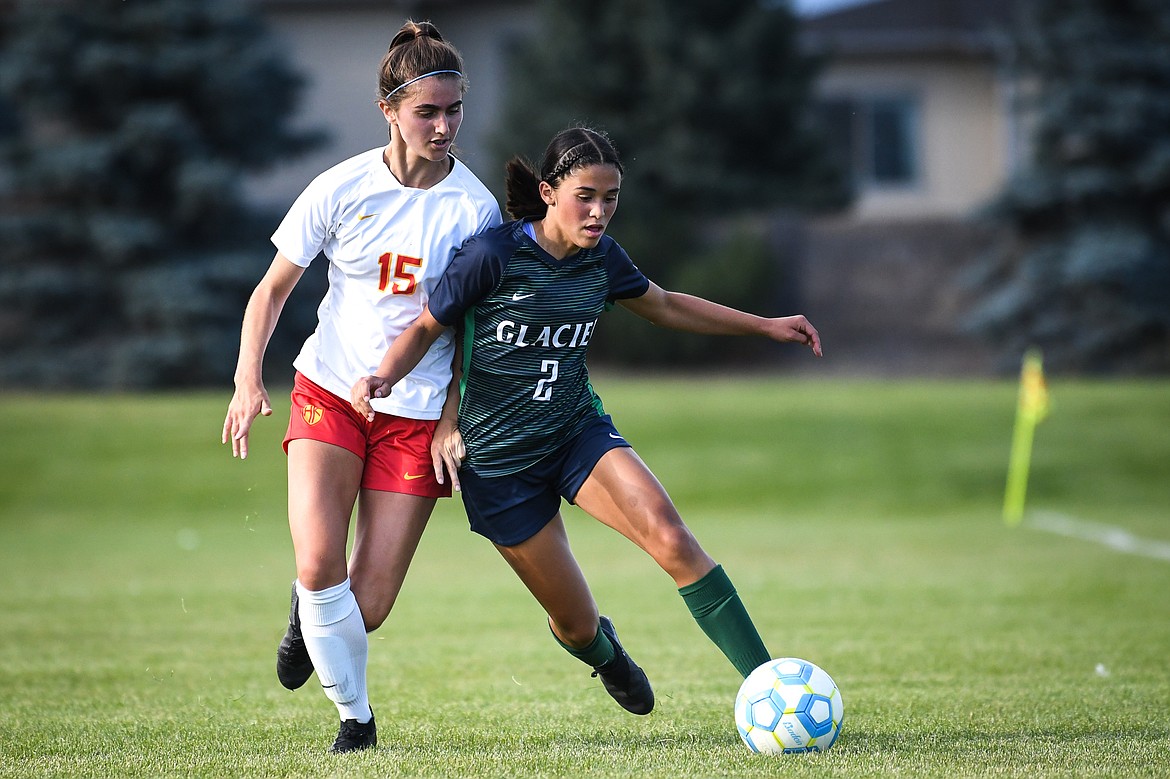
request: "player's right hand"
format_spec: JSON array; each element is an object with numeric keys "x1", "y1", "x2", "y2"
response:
[
  {"x1": 431, "y1": 422, "x2": 465, "y2": 492},
  {"x1": 222, "y1": 384, "x2": 272, "y2": 460},
  {"x1": 350, "y1": 375, "x2": 392, "y2": 422}
]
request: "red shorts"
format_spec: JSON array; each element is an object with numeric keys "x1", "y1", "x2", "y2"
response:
[{"x1": 283, "y1": 372, "x2": 450, "y2": 498}]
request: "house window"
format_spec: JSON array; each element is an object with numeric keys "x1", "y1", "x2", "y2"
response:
[
  {"x1": 0, "y1": 94, "x2": 18, "y2": 139},
  {"x1": 818, "y1": 95, "x2": 920, "y2": 189},
  {"x1": 868, "y1": 98, "x2": 917, "y2": 184}
]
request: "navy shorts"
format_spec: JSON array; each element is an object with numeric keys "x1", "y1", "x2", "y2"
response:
[{"x1": 459, "y1": 414, "x2": 630, "y2": 547}]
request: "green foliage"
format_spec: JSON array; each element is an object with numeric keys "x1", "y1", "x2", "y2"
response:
[
  {"x1": 1, "y1": 379, "x2": 1169, "y2": 777},
  {"x1": 968, "y1": 0, "x2": 1170, "y2": 373},
  {"x1": 492, "y1": 0, "x2": 848, "y2": 365},
  {"x1": 591, "y1": 220, "x2": 801, "y2": 367},
  {"x1": 0, "y1": 0, "x2": 322, "y2": 388},
  {"x1": 496, "y1": 0, "x2": 847, "y2": 219}
]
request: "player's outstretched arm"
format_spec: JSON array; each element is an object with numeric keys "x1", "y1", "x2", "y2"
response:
[
  {"x1": 222, "y1": 254, "x2": 305, "y2": 459},
  {"x1": 618, "y1": 281, "x2": 823, "y2": 357},
  {"x1": 351, "y1": 306, "x2": 448, "y2": 421}
]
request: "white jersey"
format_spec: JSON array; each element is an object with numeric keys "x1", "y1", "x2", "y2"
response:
[{"x1": 272, "y1": 147, "x2": 501, "y2": 419}]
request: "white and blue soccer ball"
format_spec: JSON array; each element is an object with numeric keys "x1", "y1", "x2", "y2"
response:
[{"x1": 734, "y1": 657, "x2": 844, "y2": 754}]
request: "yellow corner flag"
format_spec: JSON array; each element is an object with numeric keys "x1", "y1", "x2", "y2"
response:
[{"x1": 1003, "y1": 348, "x2": 1049, "y2": 526}]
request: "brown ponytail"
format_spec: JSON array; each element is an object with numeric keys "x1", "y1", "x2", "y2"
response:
[
  {"x1": 504, "y1": 156, "x2": 546, "y2": 220},
  {"x1": 378, "y1": 20, "x2": 467, "y2": 109}
]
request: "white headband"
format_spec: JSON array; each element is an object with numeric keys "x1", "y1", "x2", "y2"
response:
[{"x1": 384, "y1": 69, "x2": 463, "y2": 100}]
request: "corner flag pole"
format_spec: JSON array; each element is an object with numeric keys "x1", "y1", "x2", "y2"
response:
[{"x1": 1003, "y1": 348, "x2": 1049, "y2": 527}]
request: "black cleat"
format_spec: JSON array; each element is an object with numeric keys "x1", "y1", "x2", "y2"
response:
[
  {"x1": 591, "y1": 616, "x2": 655, "y2": 715},
  {"x1": 329, "y1": 711, "x2": 377, "y2": 754},
  {"x1": 276, "y1": 581, "x2": 314, "y2": 690}
]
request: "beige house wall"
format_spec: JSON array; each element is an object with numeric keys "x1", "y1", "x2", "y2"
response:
[
  {"x1": 817, "y1": 56, "x2": 1012, "y2": 221},
  {"x1": 249, "y1": 4, "x2": 1015, "y2": 227}
]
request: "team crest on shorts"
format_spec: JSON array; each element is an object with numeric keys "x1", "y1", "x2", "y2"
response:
[{"x1": 301, "y1": 403, "x2": 323, "y2": 426}]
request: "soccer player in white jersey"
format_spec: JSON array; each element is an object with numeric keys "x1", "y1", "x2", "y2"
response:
[
  {"x1": 221, "y1": 20, "x2": 500, "y2": 753},
  {"x1": 351, "y1": 127, "x2": 821, "y2": 717}
]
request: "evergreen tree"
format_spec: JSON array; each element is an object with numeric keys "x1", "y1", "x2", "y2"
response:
[
  {"x1": 491, "y1": 0, "x2": 848, "y2": 365},
  {"x1": 0, "y1": 0, "x2": 321, "y2": 387},
  {"x1": 969, "y1": 0, "x2": 1170, "y2": 372}
]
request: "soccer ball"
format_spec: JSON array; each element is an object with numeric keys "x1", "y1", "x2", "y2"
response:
[{"x1": 734, "y1": 657, "x2": 844, "y2": 754}]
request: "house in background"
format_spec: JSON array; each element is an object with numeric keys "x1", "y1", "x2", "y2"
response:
[
  {"x1": 251, "y1": 0, "x2": 1021, "y2": 225},
  {"x1": 249, "y1": 0, "x2": 1024, "y2": 374},
  {"x1": 797, "y1": 0, "x2": 1020, "y2": 373},
  {"x1": 802, "y1": 0, "x2": 1021, "y2": 221}
]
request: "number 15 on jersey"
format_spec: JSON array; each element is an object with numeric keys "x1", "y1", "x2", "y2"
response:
[{"x1": 378, "y1": 252, "x2": 422, "y2": 295}]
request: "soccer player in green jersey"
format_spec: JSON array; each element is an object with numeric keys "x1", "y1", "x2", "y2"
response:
[{"x1": 352, "y1": 127, "x2": 822, "y2": 715}]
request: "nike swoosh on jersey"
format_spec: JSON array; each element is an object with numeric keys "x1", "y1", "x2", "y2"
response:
[
  {"x1": 609, "y1": 434, "x2": 624, "y2": 439},
  {"x1": 358, "y1": 213, "x2": 378, "y2": 220},
  {"x1": 403, "y1": 473, "x2": 426, "y2": 480},
  {"x1": 511, "y1": 292, "x2": 536, "y2": 301}
]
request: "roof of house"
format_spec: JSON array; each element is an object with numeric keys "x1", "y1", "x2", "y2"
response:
[
  {"x1": 801, "y1": 0, "x2": 1019, "y2": 58},
  {"x1": 250, "y1": 0, "x2": 512, "y2": 9}
]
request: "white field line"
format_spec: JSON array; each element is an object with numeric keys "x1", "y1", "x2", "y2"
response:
[{"x1": 1026, "y1": 510, "x2": 1170, "y2": 563}]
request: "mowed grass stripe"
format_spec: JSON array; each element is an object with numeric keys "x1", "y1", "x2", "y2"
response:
[{"x1": 1, "y1": 377, "x2": 1167, "y2": 777}]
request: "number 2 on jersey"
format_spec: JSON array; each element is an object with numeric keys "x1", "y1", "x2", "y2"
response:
[
  {"x1": 378, "y1": 252, "x2": 422, "y2": 294},
  {"x1": 534, "y1": 359, "x2": 559, "y2": 401}
]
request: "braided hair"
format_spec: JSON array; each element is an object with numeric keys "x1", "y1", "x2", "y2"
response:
[{"x1": 504, "y1": 127, "x2": 624, "y2": 220}]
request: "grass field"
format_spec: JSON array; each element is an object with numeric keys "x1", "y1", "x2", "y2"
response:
[{"x1": 1, "y1": 376, "x2": 1168, "y2": 778}]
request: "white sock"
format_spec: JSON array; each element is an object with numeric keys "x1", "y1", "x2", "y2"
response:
[{"x1": 296, "y1": 578, "x2": 372, "y2": 723}]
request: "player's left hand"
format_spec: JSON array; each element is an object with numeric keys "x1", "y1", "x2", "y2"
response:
[
  {"x1": 431, "y1": 421, "x2": 465, "y2": 492},
  {"x1": 770, "y1": 315, "x2": 823, "y2": 357},
  {"x1": 350, "y1": 375, "x2": 393, "y2": 421}
]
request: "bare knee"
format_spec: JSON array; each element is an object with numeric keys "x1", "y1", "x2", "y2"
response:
[
  {"x1": 645, "y1": 515, "x2": 714, "y2": 583},
  {"x1": 295, "y1": 560, "x2": 347, "y2": 593}
]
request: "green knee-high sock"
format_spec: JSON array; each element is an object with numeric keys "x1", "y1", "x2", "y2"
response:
[
  {"x1": 549, "y1": 620, "x2": 615, "y2": 668},
  {"x1": 680, "y1": 565, "x2": 771, "y2": 678}
]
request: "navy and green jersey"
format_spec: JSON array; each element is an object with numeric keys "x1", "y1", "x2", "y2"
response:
[{"x1": 428, "y1": 219, "x2": 649, "y2": 477}]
